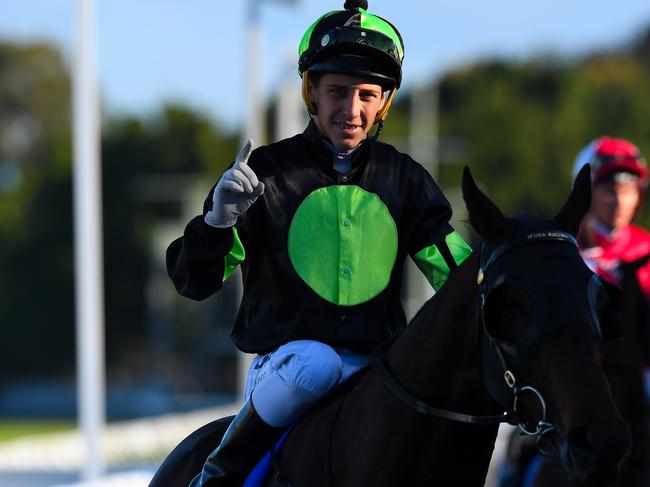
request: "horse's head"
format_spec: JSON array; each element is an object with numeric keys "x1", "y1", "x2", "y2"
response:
[{"x1": 462, "y1": 166, "x2": 631, "y2": 486}]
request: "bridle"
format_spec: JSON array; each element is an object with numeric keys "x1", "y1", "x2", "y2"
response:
[
  {"x1": 372, "y1": 230, "x2": 583, "y2": 456},
  {"x1": 372, "y1": 351, "x2": 558, "y2": 451}
]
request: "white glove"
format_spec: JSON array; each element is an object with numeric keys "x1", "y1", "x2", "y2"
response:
[{"x1": 204, "y1": 139, "x2": 265, "y2": 228}]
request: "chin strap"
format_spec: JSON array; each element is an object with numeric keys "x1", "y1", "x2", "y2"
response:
[
  {"x1": 375, "y1": 88, "x2": 395, "y2": 123},
  {"x1": 302, "y1": 71, "x2": 318, "y2": 116},
  {"x1": 370, "y1": 89, "x2": 395, "y2": 140},
  {"x1": 370, "y1": 119, "x2": 384, "y2": 141}
]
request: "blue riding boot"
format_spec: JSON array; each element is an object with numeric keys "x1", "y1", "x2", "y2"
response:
[{"x1": 188, "y1": 398, "x2": 284, "y2": 487}]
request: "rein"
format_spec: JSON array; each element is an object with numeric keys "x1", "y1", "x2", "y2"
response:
[
  {"x1": 372, "y1": 231, "x2": 579, "y2": 451},
  {"x1": 371, "y1": 355, "x2": 518, "y2": 425}
]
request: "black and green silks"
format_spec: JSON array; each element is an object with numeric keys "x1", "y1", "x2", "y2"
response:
[{"x1": 166, "y1": 121, "x2": 472, "y2": 355}]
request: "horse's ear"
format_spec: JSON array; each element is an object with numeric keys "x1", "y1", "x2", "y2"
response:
[
  {"x1": 553, "y1": 164, "x2": 592, "y2": 236},
  {"x1": 462, "y1": 166, "x2": 509, "y2": 243}
]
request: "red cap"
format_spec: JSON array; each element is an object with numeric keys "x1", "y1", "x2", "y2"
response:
[{"x1": 573, "y1": 136, "x2": 648, "y2": 187}]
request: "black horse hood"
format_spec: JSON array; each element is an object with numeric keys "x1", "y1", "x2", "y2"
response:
[
  {"x1": 462, "y1": 165, "x2": 621, "y2": 409},
  {"x1": 479, "y1": 217, "x2": 600, "y2": 358}
]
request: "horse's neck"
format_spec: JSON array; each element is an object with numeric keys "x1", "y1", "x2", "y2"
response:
[
  {"x1": 370, "y1": 252, "x2": 498, "y2": 483},
  {"x1": 386, "y1": 252, "x2": 493, "y2": 412},
  {"x1": 275, "y1": 253, "x2": 499, "y2": 487}
]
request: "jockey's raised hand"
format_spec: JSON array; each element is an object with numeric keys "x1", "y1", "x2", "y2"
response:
[{"x1": 204, "y1": 139, "x2": 265, "y2": 228}]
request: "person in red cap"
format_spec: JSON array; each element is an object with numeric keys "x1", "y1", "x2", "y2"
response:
[{"x1": 572, "y1": 136, "x2": 650, "y2": 298}]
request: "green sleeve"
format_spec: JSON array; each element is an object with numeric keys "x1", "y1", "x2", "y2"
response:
[
  {"x1": 412, "y1": 231, "x2": 472, "y2": 291},
  {"x1": 223, "y1": 227, "x2": 246, "y2": 281}
]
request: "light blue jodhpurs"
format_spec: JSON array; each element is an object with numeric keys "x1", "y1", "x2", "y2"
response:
[{"x1": 244, "y1": 340, "x2": 372, "y2": 428}]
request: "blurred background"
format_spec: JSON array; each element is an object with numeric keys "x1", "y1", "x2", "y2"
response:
[{"x1": 2, "y1": 0, "x2": 650, "y2": 485}]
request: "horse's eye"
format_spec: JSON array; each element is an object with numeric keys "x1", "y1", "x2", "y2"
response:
[{"x1": 483, "y1": 283, "x2": 533, "y2": 345}]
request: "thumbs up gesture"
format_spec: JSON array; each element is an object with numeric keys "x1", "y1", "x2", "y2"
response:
[{"x1": 204, "y1": 139, "x2": 265, "y2": 228}]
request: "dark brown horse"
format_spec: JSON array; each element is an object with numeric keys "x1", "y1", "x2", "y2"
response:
[
  {"x1": 525, "y1": 254, "x2": 650, "y2": 487},
  {"x1": 151, "y1": 166, "x2": 630, "y2": 487}
]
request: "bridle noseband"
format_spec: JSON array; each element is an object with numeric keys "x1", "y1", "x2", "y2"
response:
[{"x1": 372, "y1": 231, "x2": 580, "y2": 455}]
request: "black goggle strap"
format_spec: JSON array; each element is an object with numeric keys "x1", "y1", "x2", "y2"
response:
[
  {"x1": 596, "y1": 153, "x2": 644, "y2": 167},
  {"x1": 300, "y1": 26, "x2": 402, "y2": 72},
  {"x1": 327, "y1": 26, "x2": 401, "y2": 61}
]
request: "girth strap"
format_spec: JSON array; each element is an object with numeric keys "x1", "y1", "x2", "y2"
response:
[{"x1": 372, "y1": 356, "x2": 519, "y2": 425}]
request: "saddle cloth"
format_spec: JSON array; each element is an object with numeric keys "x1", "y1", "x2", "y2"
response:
[{"x1": 243, "y1": 429, "x2": 292, "y2": 487}]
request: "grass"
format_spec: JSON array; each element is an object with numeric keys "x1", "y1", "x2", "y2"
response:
[{"x1": 0, "y1": 418, "x2": 76, "y2": 443}]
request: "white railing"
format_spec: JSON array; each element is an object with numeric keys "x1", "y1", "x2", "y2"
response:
[{"x1": 0, "y1": 404, "x2": 237, "y2": 473}]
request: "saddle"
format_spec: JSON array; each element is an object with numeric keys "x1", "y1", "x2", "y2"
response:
[
  {"x1": 242, "y1": 370, "x2": 367, "y2": 487},
  {"x1": 149, "y1": 369, "x2": 367, "y2": 487}
]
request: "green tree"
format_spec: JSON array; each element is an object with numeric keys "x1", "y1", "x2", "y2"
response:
[
  {"x1": 435, "y1": 28, "x2": 650, "y2": 231},
  {"x1": 0, "y1": 39, "x2": 241, "y2": 386},
  {"x1": 101, "y1": 106, "x2": 239, "y2": 375},
  {"x1": 0, "y1": 41, "x2": 74, "y2": 379}
]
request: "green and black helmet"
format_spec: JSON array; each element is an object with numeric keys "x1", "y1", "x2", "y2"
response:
[
  {"x1": 298, "y1": 0, "x2": 405, "y2": 120},
  {"x1": 298, "y1": 0, "x2": 404, "y2": 88}
]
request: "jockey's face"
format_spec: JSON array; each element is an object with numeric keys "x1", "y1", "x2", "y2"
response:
[
  {"x1": 592, "y1": 178, "x2": 641, "y2": 231},
  {"x1": 310, "y1": 73, "x2": 386, "y2": 152}
]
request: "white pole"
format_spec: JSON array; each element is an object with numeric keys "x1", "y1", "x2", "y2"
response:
[
  {"x1": 404, "y1": 84, "x2": 438, "y2": 319},
  {"x1": 244, "y1": 1, "x2": 265, "y2": 146},
  {"x1": 237, "y1": 0, "x2": 298, "y2": 402},
  {"x1": 73, "y1": 0, "x2": 106, "y2": 481},
  {"x1": 409, "y1": 83, "x2": 438, "y2": 177},
  {"x1": 237, "y1": 0, "x2": 263, "y2": 402},
  {"x1": 275, "y1": 50, "x2": 304, "y2": 141}
]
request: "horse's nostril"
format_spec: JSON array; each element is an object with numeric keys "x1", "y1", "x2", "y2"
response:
[{"x1": 567, "y1": 427, "x2": 594, "y2": 453}]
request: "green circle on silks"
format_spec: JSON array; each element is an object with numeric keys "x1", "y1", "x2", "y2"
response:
[{"x1": 288, "y1": 185, "x2": 398, "y2": 306}]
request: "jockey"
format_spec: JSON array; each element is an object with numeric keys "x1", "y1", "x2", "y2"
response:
[
  {"x1": 167, "y1": 1, "x2": 472, "y2": 485},
  {"x1": 572, "y1": 136, "x2": 650, "y2": 298}
]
